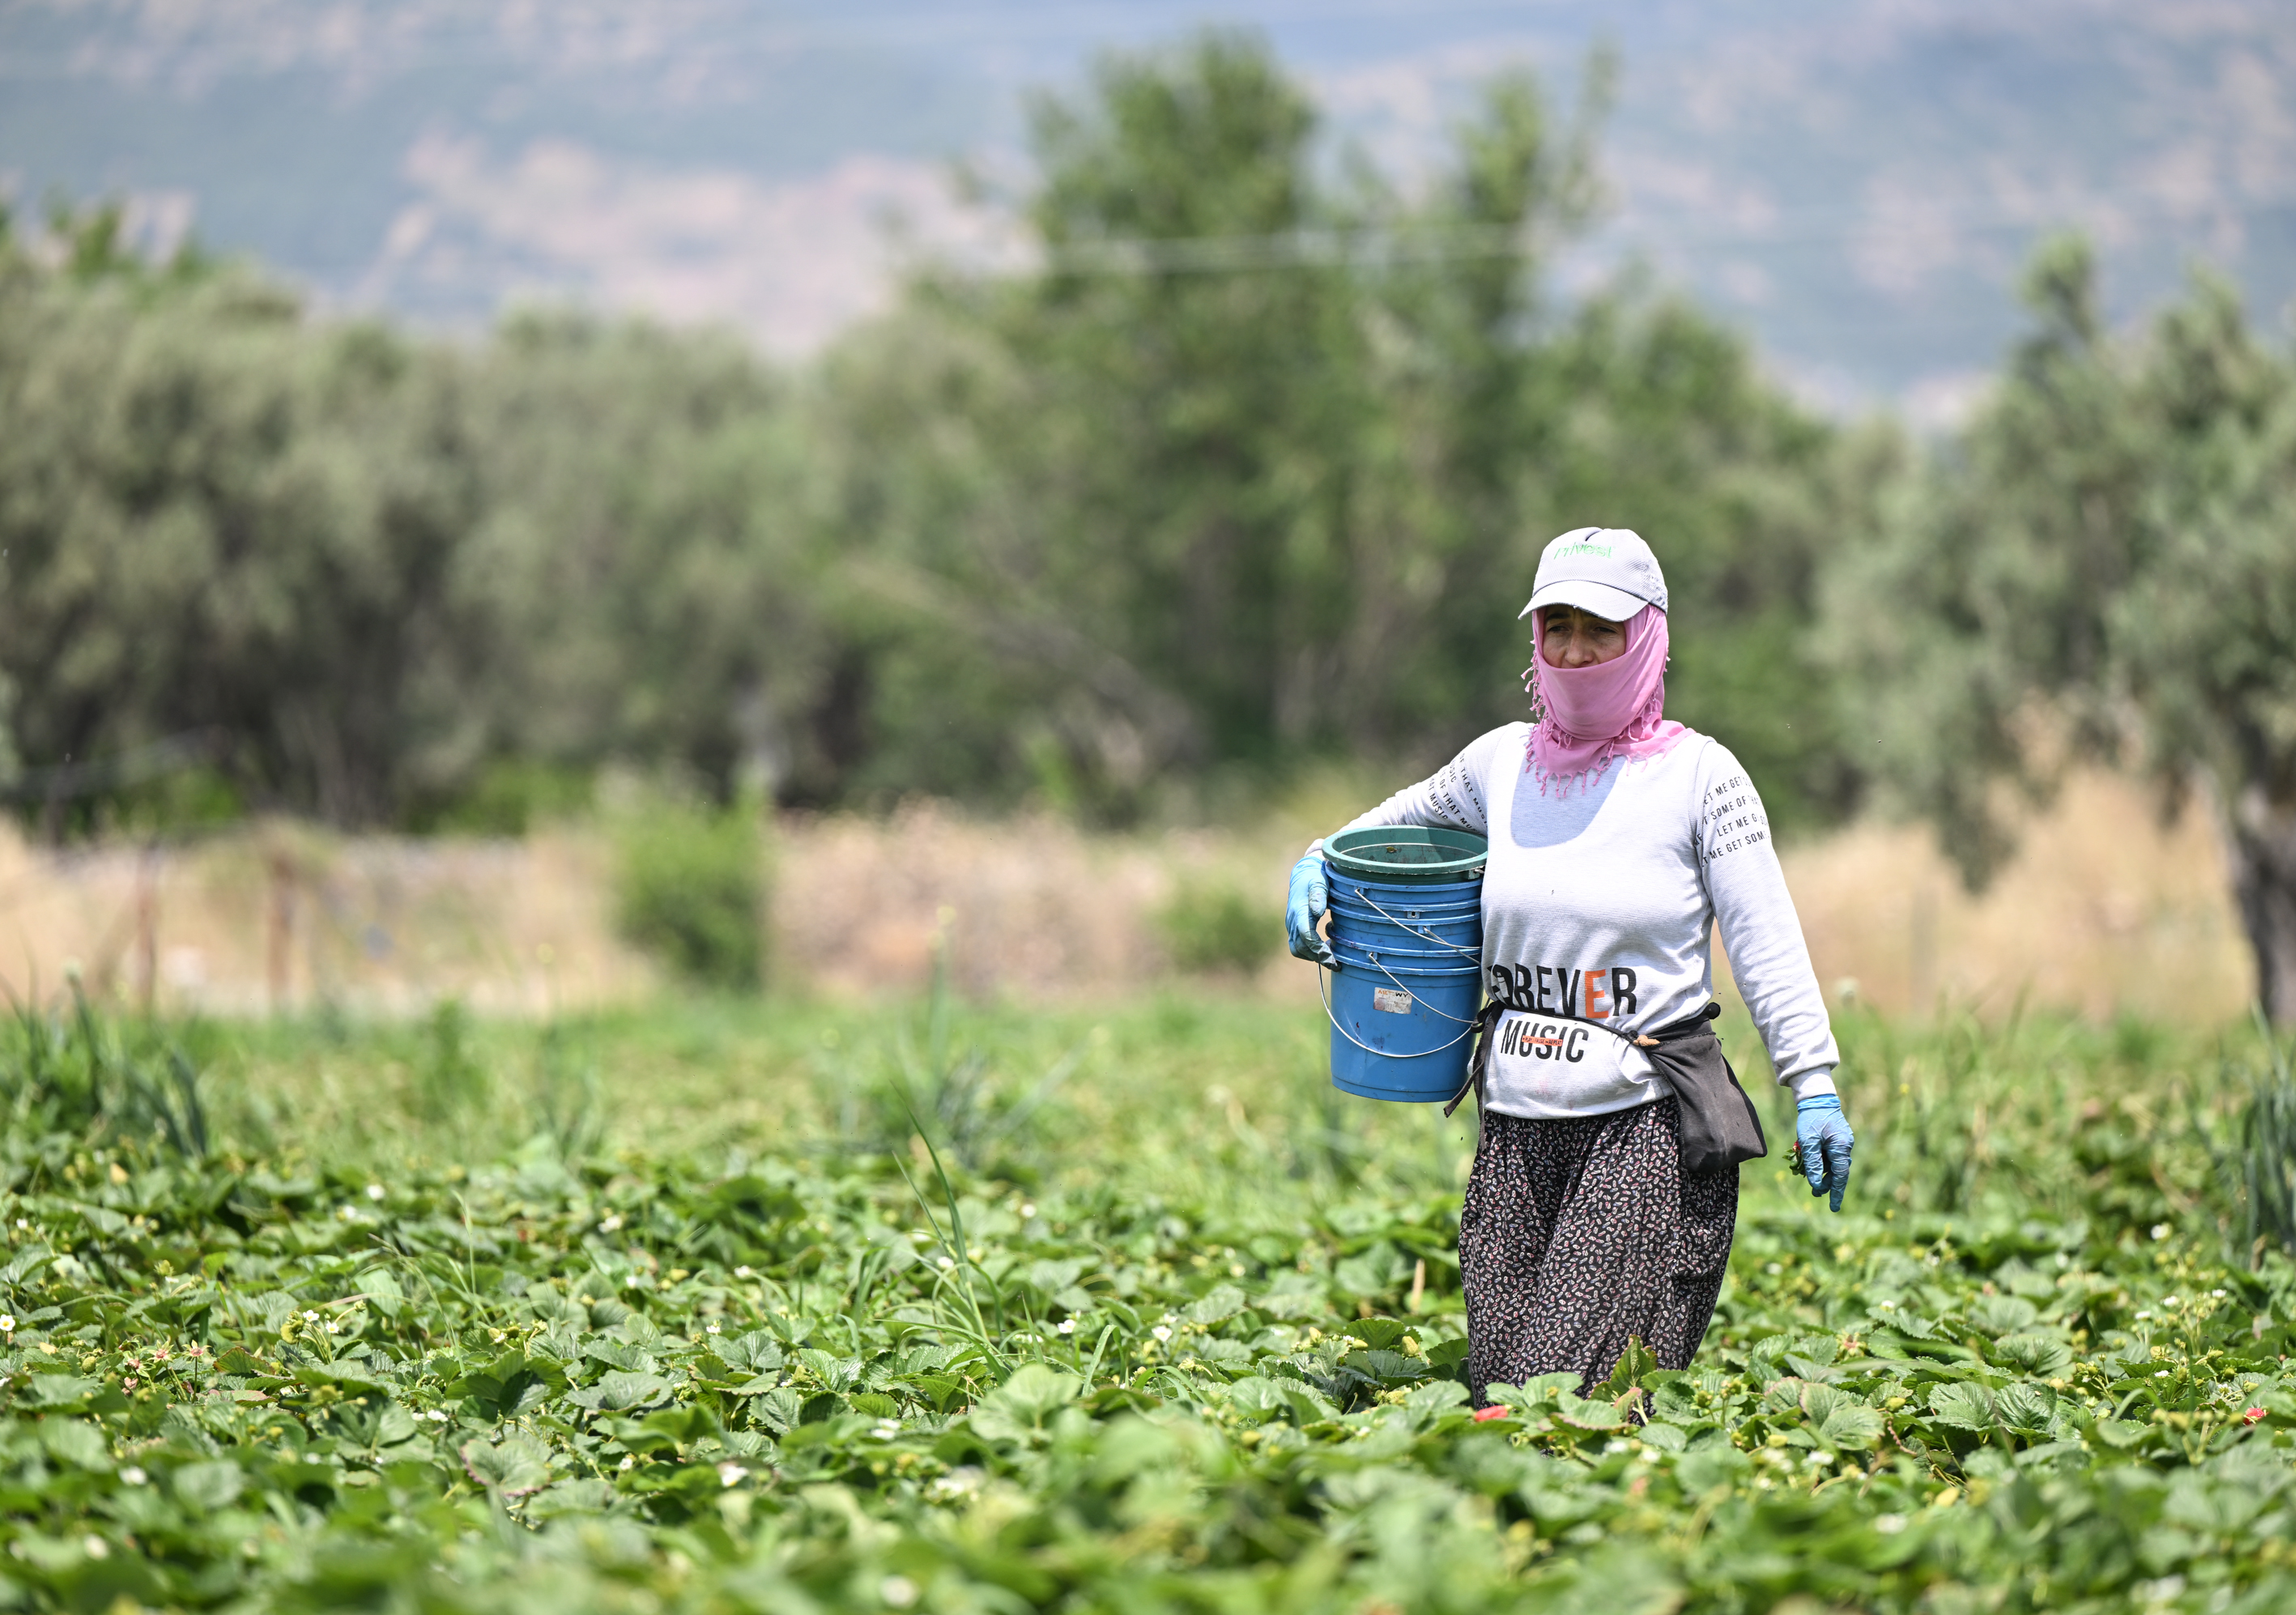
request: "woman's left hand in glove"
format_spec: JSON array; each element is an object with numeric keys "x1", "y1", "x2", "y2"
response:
[{"x1": 1794, "y1": 1096, "x2": 1855, "y2": 1213}]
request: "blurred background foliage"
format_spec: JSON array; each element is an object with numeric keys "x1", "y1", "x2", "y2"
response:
[
  {"x1": 2, "y1": 30, "x2": 2294, "y2": 1009},
  {"x1": 0, "y1": 36, "x2": 1862, "y2": 837},
  {"x1": 608, "y1": 788, "x2": 771, "y2": 993}
]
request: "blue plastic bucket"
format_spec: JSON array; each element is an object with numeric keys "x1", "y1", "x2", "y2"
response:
[
  {"x1": 1322, "y1": 834, "x2": 1486, "y2": 1102},
  {"x1": 1327, "y1": 894, "x2": 1480, "y2": 944}
]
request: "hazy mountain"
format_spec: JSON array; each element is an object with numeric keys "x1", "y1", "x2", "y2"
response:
[{"x1": 2, "y1": 0, "x2": 2290, "y2": 415}]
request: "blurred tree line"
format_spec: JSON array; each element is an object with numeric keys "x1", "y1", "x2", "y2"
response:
[
  {"x1": 0, "y1": 33, "x2": 1863, "y2": 841},
  {"x1": 6, "y1": 31, "x2": 2294, "y2": 1015}
]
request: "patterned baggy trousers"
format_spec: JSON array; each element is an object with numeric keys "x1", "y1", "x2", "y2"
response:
[{"x1": 1458, "y1": 1096, "x2": 1739, "y2": 1404}]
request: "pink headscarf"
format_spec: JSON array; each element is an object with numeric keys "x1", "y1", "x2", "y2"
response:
[{"x1": 1523, "y1": 603, "x2": 1689, "y2": 792}]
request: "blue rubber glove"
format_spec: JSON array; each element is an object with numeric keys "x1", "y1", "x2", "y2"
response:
[
  {"x1": 1794, "y1": 1096, "x2": 1855, "y2": 1213},
  {"x1": 1286, "y1": 850, "x2": 1334, "y2": 966}
]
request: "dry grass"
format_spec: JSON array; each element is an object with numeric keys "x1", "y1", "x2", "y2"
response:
[
  {"x1": 773, "y1": 801, "x2": 1188, "y2": 1001},
  {"x1": 1774, "y1": 770, "x2": 2249, "y2": 1023},
  {"x1": 0, "y1": 821, "x2": 658, "y2": 1016},
  {"x1": 0, "y1": 769, "x2": 2255, "y2": 1024}
]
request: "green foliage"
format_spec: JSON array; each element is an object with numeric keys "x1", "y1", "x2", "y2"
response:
[
  {"x1": 450, "y1": 314, "x2": 829, "y2": 806},
  {"x1": 2196, "y1": 1016, "x2": 2296, "y2": 1263},
  {"x1": 1826, "y1": 235, "x2": 2296, "y2": 1014},
  {"x1": 0, "y1": 40, "x2": 1867, "y2": 839},
  {"x1": 611, "y1": 798, "x2": 767, "y2": 992},
  {"x1": 0, "y1": 236, "x2": 479, "y2": 829},
  {"x1": 3, "y1": 1003, "x2": 2296, "y2": 1610},
  {"x1": 413, "y1": 999, "x2": 488, "y2": 1124},
  {"x1": 0, "y1": 990, "x2": 208, "y2": 1159},
  {"x1": 848, "y1": 33, "x2": 1863, "y2": 826},
  {"x1": 0, "y1": 225, "x2": 819, "y2": 833},
  {"x1": 1156, "y1": 881, "x2": 1278, "y2": 974},
  {"x1": 413, "y1": 760, "x2": 592, "y2": 837},
  {"x1": 530, "y1": 1023, "x2": 607, "y2": 1164},
  {"x1": 816, "y1": 958, "x2": 1085, "y2": 1173}
]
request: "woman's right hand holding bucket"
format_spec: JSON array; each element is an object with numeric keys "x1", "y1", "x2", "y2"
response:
[{"x1": 1287, "y1": 848, "x2": 1335, "y2": 966}]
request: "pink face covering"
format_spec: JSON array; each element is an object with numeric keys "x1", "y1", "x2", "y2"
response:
[{"x1": 1523, "y1": 603, "x2": 1689, "y2": 790}]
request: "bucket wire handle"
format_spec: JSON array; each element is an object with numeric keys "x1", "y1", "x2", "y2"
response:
[
  {"x1": 1346, "y1": 885, "x2": 1481, "y2": 957},
  {"x1": 1348, "y1": 951, "x2": 1480, "y2": 1024},
  {"x1": 1318, "y1": 964, "x2": 1479, "y2": 1057}
]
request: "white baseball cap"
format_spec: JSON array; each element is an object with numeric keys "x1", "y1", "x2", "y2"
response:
[{"x1": 1518, "y1": 526, "x2": 1668, "y2": 622}]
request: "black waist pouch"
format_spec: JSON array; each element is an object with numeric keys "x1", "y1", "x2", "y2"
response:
[{"x1": 1638, "y1": 1001, "x2": 1767, "y2": 1174}]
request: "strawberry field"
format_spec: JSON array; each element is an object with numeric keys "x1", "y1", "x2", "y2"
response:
[{"x1": 4, "y1": 995, "x2": 2296, "y2": 1613}]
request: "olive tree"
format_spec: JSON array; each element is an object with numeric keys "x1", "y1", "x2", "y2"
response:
[{"x1": 1825, "y1": 236, "x2": 2296, "y2": 1019}]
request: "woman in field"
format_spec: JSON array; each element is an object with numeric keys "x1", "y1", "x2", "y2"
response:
[{"x1": 1286, "y1": 526, "x2": 1854, "y2": 1403}]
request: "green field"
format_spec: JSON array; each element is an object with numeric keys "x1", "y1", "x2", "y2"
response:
[{"x1": 4, "y1": 990, "x2": 2296, "y2": 1613}]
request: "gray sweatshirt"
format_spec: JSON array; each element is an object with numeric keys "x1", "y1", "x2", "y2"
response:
[{"x1": 1329, "y1": 723, "x2": 1838, "y2": 1119}]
